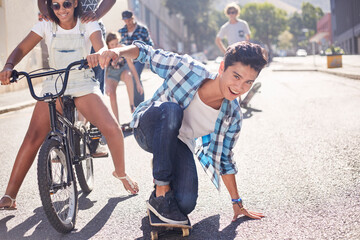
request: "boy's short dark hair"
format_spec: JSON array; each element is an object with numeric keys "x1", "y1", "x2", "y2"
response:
[
  {"x1": 224, "y1": 41, "x2": 268, "y2": 73},
  {"x1": 47, "y1": 0, "x2": 82, "y2": 25}
]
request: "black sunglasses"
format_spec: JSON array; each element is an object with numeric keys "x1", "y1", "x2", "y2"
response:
[
  {"x1": 51, "y1": 1, "x2": 73, "y2": 11},
  {"x1": 227, "y1": 11, "x2": 237, "y2": 15}
]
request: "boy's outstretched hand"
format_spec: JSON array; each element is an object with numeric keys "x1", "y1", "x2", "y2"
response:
[
  {"x1": 232, "y1": 202, "x2": 265, "y2": 222},
  {"x1": 87, "y1": 49, "x2": 120, "y2": 69}
]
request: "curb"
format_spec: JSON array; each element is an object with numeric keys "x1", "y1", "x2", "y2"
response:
[
  {"x1": 0, "y1": 100, "x2": 36, "y2": 115},
  {"x1": 317, "y1": 69, "x2": 360, "y2": 80},
  {"x1": 0, "y1": 69, "x2": 155, "y2": 115},
  {"x1": 272, "y1": 68, "x2": 360, "y2": 80}
]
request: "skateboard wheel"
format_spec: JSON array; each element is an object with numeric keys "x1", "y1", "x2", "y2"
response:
[
  {"x1": 182, "y1": 228, "x2": 190, "y2": 237},
  {"x1": 150, "y1": 231, "x2": 158, "y2": 240}
]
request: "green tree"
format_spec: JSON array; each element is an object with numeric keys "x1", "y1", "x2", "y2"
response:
[
  {"x1": 301, "y1": 2, "x2": 324, "y2": 36},
  {"x1": 278, "y1": 30, "x2": 293, "y2": 50},
  {"x1": 241, "y1": 2, "x2": 287, "y2": 54},
  {"x1": 163, "y1": 0, "x2": 218, "y2": 52},
  {"x1": 288, "y1": 12, "x2": 303, "y2": 48}
]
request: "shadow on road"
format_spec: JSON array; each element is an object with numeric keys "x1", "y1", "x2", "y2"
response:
[
  {"x1": 136, "y1": 214, "x2": 254, "y2": 240},
  {"x1": 242, "y1": 107, "x2": 262, "y2": 119},
  {"x1": 0, "y1": 195, "x2": 136, "y2": 240}
]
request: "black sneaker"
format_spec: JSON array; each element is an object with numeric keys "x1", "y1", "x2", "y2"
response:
[{"x1": 147, "y1": 190, "x2": 188, "y2": 225}]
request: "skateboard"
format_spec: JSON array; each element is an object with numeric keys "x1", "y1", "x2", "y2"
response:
[
  {"x1": 147, "y1": 206, "x2": 191, "y2": 239},
  {"x1": 240, "y1": 82, "x2": 261, "y2": 108},
  {"x1": 120, "y1": 122, "x2": 132, "y2": 132}
]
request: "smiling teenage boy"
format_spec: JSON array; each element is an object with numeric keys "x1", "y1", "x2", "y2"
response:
[{"x1": 89, "y1": 40, "x2": 268, "y2": 224}]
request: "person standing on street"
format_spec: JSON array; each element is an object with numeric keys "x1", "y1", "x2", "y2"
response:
[
  {"x1": 215, "y1": 2, "x2": 251, "y2": 54},
  {"x1": 91, "y1": 40, "x2": 267, "y2": 224},
  {"x1": 118, "y1": 10, "x2": 153, "y2": 107}
]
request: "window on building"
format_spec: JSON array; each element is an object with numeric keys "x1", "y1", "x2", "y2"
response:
[{"x1": 156, "y1": 18, "x2": 160, "y2": 47}]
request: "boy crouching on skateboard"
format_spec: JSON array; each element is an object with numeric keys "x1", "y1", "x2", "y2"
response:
[{"x1": 89, "y1": 40, "x2": 267, "y2": 224}]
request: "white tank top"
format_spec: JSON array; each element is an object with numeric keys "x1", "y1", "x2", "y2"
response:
[{"x1": 178, "y1": 91, "x2": 220, "y2": 152}]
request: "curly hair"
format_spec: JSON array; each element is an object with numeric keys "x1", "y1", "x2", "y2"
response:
[{"x1": 224, "y1": 2, "x2": 241, "y2": 17}]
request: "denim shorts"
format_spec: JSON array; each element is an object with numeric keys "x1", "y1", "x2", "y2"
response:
[{"x1": 106, "y1": 64, "x2": 129, "y2": 82}]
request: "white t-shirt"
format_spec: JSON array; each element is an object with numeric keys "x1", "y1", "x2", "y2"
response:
[
  {"x1": 178, "y1": 91, "x2": 220, "y2": 152},
  {"x1": 31, "y1": 18, "x2": 101, "y2": 54},
  {"x1": 217, "y1": 19, "x2": 251, "y2": 45}
]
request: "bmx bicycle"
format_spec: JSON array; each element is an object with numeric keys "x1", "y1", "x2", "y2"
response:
[{"x1": 10, "y1": 60, "x2": 94, "y2": 233}]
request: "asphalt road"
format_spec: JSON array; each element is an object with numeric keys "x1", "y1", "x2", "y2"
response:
[{"x1": 0, "y1": 61, "x2": 359, "y2": 239}]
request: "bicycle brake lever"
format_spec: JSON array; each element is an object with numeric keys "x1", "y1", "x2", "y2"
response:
[{"x1": 78, "y1": 59, "x2": 89, "y2": 70}]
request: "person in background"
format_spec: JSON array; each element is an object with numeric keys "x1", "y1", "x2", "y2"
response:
[
  {"x1": 105, "y1": 32, "x2": 143, "y2": 123},
  {"x1": 215, "y1": 2, "x2": 251, "y2": 54},
  {"x1": 118, "y1": 10, "x2": 153, "y2": 107}
]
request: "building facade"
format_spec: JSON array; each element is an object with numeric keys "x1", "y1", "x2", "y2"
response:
[
  {"x1": 330, "y1": 0, "x2": 360, "y2": 54},
  {"x1": 127, "y1": 0, "x2": 187, "y2": 53},
  {"x1": 317, "y1": 13, "x2": 332, "y2": 43},
  {"x1": 310, "y1": 13, "x2": 332, "y2": 53}
]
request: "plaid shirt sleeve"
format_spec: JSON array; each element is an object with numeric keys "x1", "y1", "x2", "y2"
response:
[{"x1": 133, "y1": 40, "x2": 181, "y2": 79}]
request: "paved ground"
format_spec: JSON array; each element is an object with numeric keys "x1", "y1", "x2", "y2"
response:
[{"x1": 0, "y1": 58, "x2": 359, "y2": 239}]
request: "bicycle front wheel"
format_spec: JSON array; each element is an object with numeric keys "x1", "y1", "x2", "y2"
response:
[
  {"x1": 37, "y1": 138, "x2": 78, "y2": 233},
  {"x1": 74, "y1": 122, "x2": 94, "y2": 193}
]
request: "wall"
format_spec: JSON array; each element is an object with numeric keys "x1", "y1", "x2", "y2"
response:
[
  {"x1": 0, "y1": 0, "x2": 40, "y2": 93},
  {"x1": 102, "y1": 0, "x2": 129, "y2": 33},
  {"x1": 128, "y1": 0, "x2": 187, "y2": 52},
  {"x1": 330, "y1": 0, "x2": 360, "y2": 54}
]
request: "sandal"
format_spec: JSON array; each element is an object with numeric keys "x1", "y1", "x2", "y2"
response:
[
  {"x1": 0, "y1": 195, "x2": 17, "y2": 210},
  {"x1": 112, "y1": 171, "x2": 138, "y2": 194}
]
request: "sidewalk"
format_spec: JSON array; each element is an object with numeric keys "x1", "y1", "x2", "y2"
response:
[{"x1": 271, "y1": 55, "x2": 360, "y2": 80}]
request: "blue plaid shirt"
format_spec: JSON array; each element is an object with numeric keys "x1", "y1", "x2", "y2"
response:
[
  {"x1": 119, "y1": 23, "x2": 153, "y2": 46},
  {"x1": 130, "y1": 41, "x2": 242, "y2": 189}
]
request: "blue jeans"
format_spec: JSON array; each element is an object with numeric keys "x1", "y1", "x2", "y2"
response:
[
  {"x1": 134, "y1": 102, "x2": 198, "y2": 215},
  {"x1": 133, "y1": 61, "x2": 145, "y2": 107}
]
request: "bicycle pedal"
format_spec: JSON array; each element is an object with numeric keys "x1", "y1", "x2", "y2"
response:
[
  {"x1": 91, "y1": 153, "x2": 109, "y2": 158},
  {"x1": 90, "y1": 136, "x2": 101, "y2": 140}
]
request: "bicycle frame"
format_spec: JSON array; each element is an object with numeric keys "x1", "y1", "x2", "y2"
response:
[{"x1": 11, "y1": 60, "x2": 89, "y2": 183}]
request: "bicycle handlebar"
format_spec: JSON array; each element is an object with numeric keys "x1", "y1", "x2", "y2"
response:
[{"x1": 10, "y1": 59, "x2": 88, "y2": 101}]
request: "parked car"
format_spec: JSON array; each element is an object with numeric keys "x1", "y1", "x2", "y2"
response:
[{"x1": 296, "y1": 49, "x2": 307, "y2": 57}]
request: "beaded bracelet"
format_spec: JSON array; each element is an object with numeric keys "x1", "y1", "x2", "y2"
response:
[{"x1": 231, "y1": 198, "x2": 242, "y2": 203}]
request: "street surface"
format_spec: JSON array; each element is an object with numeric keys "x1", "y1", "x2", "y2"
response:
[{"x1": 1, "y1": 58, "x2": 359, "y2": 239}]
